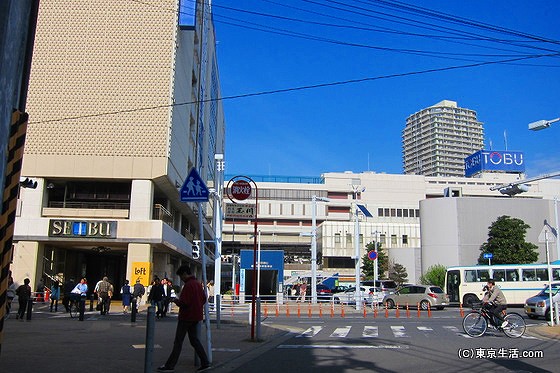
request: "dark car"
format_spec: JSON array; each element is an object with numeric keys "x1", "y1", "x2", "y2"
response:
[
  {"x1": 331, "y1": 285, "x2": 349, "y2": 294},
  {"x1": 316, "y1": 284, "x2": 332, "y2": 301}
]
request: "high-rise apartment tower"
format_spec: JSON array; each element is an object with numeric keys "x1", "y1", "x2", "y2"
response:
[{"x1": 402, "y1": 100, "x2": 484, "y2": 177}]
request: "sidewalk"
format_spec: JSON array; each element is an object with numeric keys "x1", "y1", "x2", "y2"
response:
[{"x1": 0, "y1": 303, "x2": 289, "y2": 373}]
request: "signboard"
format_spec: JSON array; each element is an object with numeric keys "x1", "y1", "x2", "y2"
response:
[
  {"x1": 231, "y1": 180, "x2": 251, "y2": 200},
  {"x1": 131, "y1": 262, "x2": 151, "y2": 286},
  {"x1": 483, "y1": 253, "x2": 493, "y2": 259},
  {"x1": 357, "y1": 204, "x2": 373, "y2": 218},
  {"x1": 465, "y1": 150, "x2": 525, "y2": 177},
  {"x1": 539, "y1": 226, "x2": 557, "y2": 243},
  {"x1": 225, "y1": 203, "x2": 256, "y2": 218},
  {"x1": 180, "y1": 168, "x2": 209, "y2": 202},
  {"x1": 48, "y1": 220, "x2": 117, "y2": 238}
]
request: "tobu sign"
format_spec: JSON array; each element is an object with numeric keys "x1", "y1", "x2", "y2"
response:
[
  {"x1": 231, "y1": 180, "x2": 252, "y2": 200},
  {"x1": 465, "y1": 150, "x2": 525, "y2": 177}
]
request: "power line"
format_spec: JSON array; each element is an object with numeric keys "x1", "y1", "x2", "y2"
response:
[{"x1": 29, "y1": 52, "x2": 559, "y2": 125}]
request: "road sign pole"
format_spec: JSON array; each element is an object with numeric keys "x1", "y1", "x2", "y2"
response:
[{"x1": 198, "y1": 201, "x2": 213, "y2": 362}]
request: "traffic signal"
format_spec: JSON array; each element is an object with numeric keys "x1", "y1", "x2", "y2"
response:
[
  {"x1": 20, "y1": 177, "x2": 37, "y2": 189},
  {"x1": 192, "y1": 244, "x2": 200, "y2": 259}
]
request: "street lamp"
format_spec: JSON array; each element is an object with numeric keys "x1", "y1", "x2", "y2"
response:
[
  {"x1": 311, "y1": 195, "x2": 329, "y2": 304},
  {"x1": 528, "y1": 117, "x2": 559, "y2": 131}
]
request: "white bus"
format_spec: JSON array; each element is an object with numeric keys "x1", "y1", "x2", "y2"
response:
[{"x1": 445, "y1": 263, "x2": 560, "y2": 306}]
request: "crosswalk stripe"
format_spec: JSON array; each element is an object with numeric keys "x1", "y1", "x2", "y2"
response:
[
  {"x1": 330, "y1": 326, "x2": 351, "y2": 338},
  {"x1": 296, "y1": 326, "x2": 323, "y2": 338},
  {"x1": 417, "y1": 326, "x2": 433, "y2": 332},
  {"x1": 363, "y1": 326, "x2": 379, "y2": 338},
  {"x1": 391, "y1": 326, "x2": 409, "y2": 338}
]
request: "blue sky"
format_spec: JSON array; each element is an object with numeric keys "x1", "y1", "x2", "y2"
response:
[{"x1": 212, "y1": 0, "x2": 560, "y2": 178}]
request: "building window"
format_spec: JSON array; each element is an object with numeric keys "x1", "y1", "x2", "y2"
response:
[
  {"x1": 378, "y1": 208, "x2": 383, "y2": 217},
  {"x1": 359, "y1": 234, "x2": 363, "y2": 244},
  {"x1": 402, "y1": 235, "x2": 408, "y2": 245},
  {"x1": 346, "y1": 233, "x2": 352, "y2": 245},
  {"x1": 384, "y1": 208, "x2": 390, "y2": 217},
  {"x1": 403, "y1": 209, "x2": 409, "y2": 218},
  {"x1": 391, "y1": 235, "x2": 397, "y2": 246},
  {"x1": 397, "y1": 209, "x2": 402, "y2": 217},
  {"x1": 409, "y1": 209, "x2": 415, "y2": 217},
  {"x1": 415, "y1": 209, "x2": 420, "y2": 217},
  {"x1": 380, "y1": 234, "x2": 386, "y2": 246},
  {"x1": 334, "y1": 233, "x2": 341, "y2": 243},
  {"x1": 390, "y1": 209, "x2": 396, "y2": 217}
]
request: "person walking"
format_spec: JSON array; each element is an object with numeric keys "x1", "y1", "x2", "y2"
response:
[
  {"x1": 49, "y1": 279, "x2": 62, "y2": 312},
  {"x1": 132, "y1": 279, "x2": 146, "y2": 311},
  {"x1": 5, "y1": 276, "x2": 16, "y2": 319},
  {"x1": 121, "y1": 280, "x2": 132, "y2": 313},
  {"x1": 161, "y1": 278, "x2": 173, "y2": 317},
  {"x1": 95, "y1": 276, "x2": 112, "y2": 315},
  {"x1": 62, "y1": 278, "x2": 75, "y2": 312},
  {"x1": 148, "y1": 277, "x2": 164, "y2": 319},
  {"x1": 157, "y1": 265, "x2": 210, "y2": 372},
  {"x1": 15, "y1": 278, "x2": 32, "y2": 320}
]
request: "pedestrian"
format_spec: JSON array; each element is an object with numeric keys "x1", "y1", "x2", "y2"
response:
[
  {"x1": 35, "y1": 278, "x2": 45, "y2": 302},
  {"x1": 132, "y1": 279, "x2": 145, "y2": 311},
  {"x1": 95, "y1": 276, "x2": 112, "y2": 315},
  {"x1": 157, "y1": 265, "x2": 211, "y2": 372},
  {"x1": 121, "y1": 280, "x2": 132, "y2": 313},
  {"x1": 62, "y1": 278, "x2": 75, "y2": 312},
  {"x1": 15, "y1": 278, "x2": 32, "y2": 320},
  {"x1": 5, "y1": 276, "x2": 16, "y2": 319},
  {"x1": 162, "y1": 278, "x2": 171, "y2": 317},
  {"x1": 297, "y1": 282, "x2": 307, "y2": 303},
  {"x1": 168, "y1": 280, "x2": 176, "y2": 313},
  {"x1": 207, "y1": 280, "x2": 215, "y2": 305},
  {"x1": 148, "y1": 277, "x2": 164, "y2": 318},
  {"x1": 50, "y1": 279, "x2": 62, "y2": 312}
]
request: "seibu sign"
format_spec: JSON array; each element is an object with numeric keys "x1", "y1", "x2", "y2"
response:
[{"x1": 231, "y1": 180, "x2": 252, "y2": 200}]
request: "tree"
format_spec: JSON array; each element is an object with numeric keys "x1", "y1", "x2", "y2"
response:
[
  {"x1": 420, "y1": 264, "x2": 446, "y2": 289},
  {"x1": 388, "y1": 261, "x2": 408, "y2": 285},
  {"x1": 362, "y1": 241, "x2": 388, "y2": 279},
  {"x1": 479, "y1": 215, "x2": 538, "y2": 264}
]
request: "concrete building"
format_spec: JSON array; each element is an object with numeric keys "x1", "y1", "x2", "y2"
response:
[
  {"x1": 12, "y1": 1, "x2": 225, "y2": 294},
  {"x1": 402, "y1": 100, "x2": 484, "y2": 177},
  {"x1": 223, "y1": 172, "x2": 560, "y2": 286}
]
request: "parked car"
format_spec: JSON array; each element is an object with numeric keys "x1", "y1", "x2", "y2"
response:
[
  {"x1": 368, "y1": 286, "x2": 384, "y2": 305},
  {"x1": 316, "y1": 284, "x2": 332, "y2": 301},
  {"x1": 524, "y1": 282, "x2": 560, "y2": 319},
  {"x1": 382, "y1": 285, "x2": 449, "y2": 310},
  {"x1": 362, "y1": 280, "x2": 398, "y2": 297},
  {"x1": 332, "y1": 286, "x2": 371, "y2": 305}
]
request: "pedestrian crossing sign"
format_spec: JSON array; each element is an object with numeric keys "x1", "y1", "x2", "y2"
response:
[{"x1": 180, "y1": 168, "x2": 209, "y2": 202}]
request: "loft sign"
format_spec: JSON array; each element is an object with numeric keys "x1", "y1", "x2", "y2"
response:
[{"x1": 49, "y1": 220, "x2": 117, "y2": 238}]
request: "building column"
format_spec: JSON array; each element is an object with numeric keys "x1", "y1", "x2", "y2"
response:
[
  {"x1": 11, "y1": 241, "x2": 42, "y2": 287},
  {"x1": 129, "y1": 179, "x2": 153, "y2": 221},
  {"x1": 126, "y1": 243, "x2": 153, "y2": 287}
]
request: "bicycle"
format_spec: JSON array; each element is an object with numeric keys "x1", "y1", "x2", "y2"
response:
[
  {"x1": 462, "y1": 302, "x2": 526, "y2": 338},
  {"x1": 68, "y1": 294, "x2": 86, "y2": 318}
]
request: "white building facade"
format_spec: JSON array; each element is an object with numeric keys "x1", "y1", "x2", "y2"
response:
[{"x1": 223, "y1": 172, "x2": 560, "y2": 285}]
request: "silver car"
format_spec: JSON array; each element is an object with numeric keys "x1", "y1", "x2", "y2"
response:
[
  {"x1": 524, "y1": 282, "x2": 560, "y2": 319},
  {"x1": 332, "y1": 286, "x2": 370, "y2": 305},
  {"x1": 383, "y1": 285, "x2": 449, "y2": 310}
]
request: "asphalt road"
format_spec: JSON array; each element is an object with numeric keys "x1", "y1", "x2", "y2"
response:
[{"x1": 229, "y1": 308, "x2": 560, "y2": 373}]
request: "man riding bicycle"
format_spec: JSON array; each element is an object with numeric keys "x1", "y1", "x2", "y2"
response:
[{"x1": 483, "y1": 279, "x2": 508, "y2": 328}]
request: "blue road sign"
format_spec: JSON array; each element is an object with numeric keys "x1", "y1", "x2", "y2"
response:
[
  {"x1": 357, "y1": 204, "x2": 373, "y2": 218},
  {"x1": 368, "y1": 250, "x2": 378, "y2": 261},
  {"x1": 483, "y1": 253, "x2": 493, "y2": 259},
  {"x1": 180, "y1": 168, "x2": 209, "y2": 202}
]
